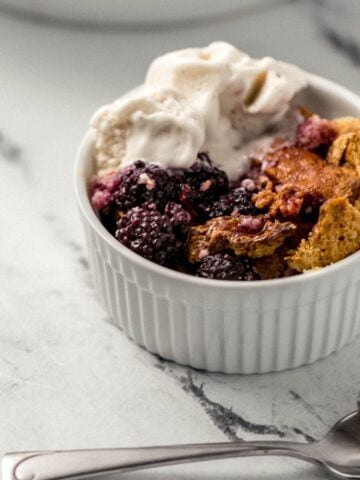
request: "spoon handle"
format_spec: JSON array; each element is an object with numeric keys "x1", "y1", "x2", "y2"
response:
[{"x1": 2, "y1": 441, "x2": 314, "y2": 480}]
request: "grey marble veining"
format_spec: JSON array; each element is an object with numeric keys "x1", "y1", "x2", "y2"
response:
[{"x1": 1, "y1": 1, "x2": 360, "y2": 478}]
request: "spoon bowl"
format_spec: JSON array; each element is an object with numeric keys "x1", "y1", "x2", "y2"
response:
[{"x1": 315, "y1": 411, "x2": 360, "y2": 478}]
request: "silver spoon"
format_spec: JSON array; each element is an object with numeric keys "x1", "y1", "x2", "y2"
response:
[{"x1": 3, "y1": 410, "x2": 360, "y2": 480}]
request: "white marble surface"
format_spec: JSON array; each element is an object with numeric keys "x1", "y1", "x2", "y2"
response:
[{"x1": 1, "y1": 1, "x2": 360, "y2": 478}]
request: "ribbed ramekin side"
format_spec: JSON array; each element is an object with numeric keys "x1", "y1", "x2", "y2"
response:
[
  {"x1": 261, "y1": 270, "x2": 360, "y2": 373},
  {"x1": 317, "y1": 266, "x2": 360, "y2": 358},
  {"x1": 341, "y1": 278, "x2": 360, "y2": 345},
  {"x1": 81, "y1": 211, "x2": 360, "y2": 374}
]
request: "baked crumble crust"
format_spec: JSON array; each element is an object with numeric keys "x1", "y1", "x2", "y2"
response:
[
  {"x1": 188, "y1": 215, "x2": 296, "y2": 263},
  {"x1": 287, "y1": 197, "x2": 360, "y2": 271}
]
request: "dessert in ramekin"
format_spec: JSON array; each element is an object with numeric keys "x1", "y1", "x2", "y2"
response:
[{"x1": 75, "y1": 43, "x2": 360, "y2": 373}]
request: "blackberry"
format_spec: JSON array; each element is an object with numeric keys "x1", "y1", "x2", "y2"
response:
[
  {"x1": 296, "y1": 116, "x2": 336, "y2": 152},
  {"x1": 173, "y1": 154, "x2": 229, "y2": 218},
  {"x1": 196, "y1": 252, "x2": 259, "y2": 281},
  {"x1": 115, "y1": 160, "x2": 174, "y2": 211},
  {"x1": 164, "y1": 202, "x2": 192, "y2": 237},
  {"x1": 115, "y1": 202, "x2": 188, "y2": 266},
  {"x1": 207, "y1": 187, "x2": 259, "y2": 218}
]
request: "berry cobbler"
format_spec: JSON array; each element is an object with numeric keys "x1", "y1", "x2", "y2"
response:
[{"x1": 89, "y1": 43, "x2": 360, "y2": 281}]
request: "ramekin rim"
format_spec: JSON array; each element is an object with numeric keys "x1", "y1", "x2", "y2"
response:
[{"x1": 74, "y1": 72, "x2": 360, "y2": 290}]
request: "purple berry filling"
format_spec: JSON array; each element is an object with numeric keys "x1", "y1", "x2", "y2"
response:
[
  {"x1": 172, "y1": 154, "x2": 229, "y2": 219},
  {"x1": 90, "y1": 172, "x2": 121, "y2": 211},
  {"x1": 296, "y1": 116, "x2": 336, "y2": 151},
  {"x1": 114, "y1": 160, "x2": 175, "y2": 211},
  {"x1": 115, "y1": 202, "x2": 190, "y2": 266},
  {"x1": 196, "y1": 252, "x2": 259, "y2": 281},
  {"x1": 207, "y1": 187, "x2": 260, "y2": 218},
  {"x1": 90, "y1": 157, "x2": 265, "y2": 279}
]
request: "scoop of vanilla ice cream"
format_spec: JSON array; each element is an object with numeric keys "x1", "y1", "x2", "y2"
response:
[
  {"x1": 221, "y1": 55, "x2": 308, "y2": 136},
  {"x1": 145, "y1": 42, "x2": 248, "y2": 179},
  {"x1": 146, "y1": 42, "x2": 243, "y2": 140},
  {"x1": 145, "y1": 42, "x2": 307, "y2": 180},
  {"x1": 92, "y1": 42, "x2": 307, "y2": 180},
  {"x1": 91, "y1": 86, "x2": 205, "y2": 175}
]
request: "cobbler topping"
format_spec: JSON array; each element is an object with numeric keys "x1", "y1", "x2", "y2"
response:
[
  {"x1": 287, "y1": 197, "x2": 360, "y2": 271},
  {"x1": 264, "y1": 146, "x2": 360, "y2": 203},
  {"x1": 188, "y1": 214, "x2": 296, "y2": 262}
]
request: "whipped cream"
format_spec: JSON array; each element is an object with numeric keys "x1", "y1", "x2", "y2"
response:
[{"x1": 92, "y1": 42, "x2": 308, "y2": 180}]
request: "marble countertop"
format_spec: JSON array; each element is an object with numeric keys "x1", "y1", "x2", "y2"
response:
[{"x1": 1, "y1": 1, "x2": 360, "y2": 478}]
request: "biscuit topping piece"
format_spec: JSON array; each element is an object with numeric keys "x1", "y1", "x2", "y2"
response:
[
  {"x1": 287, "y1": 197, "x2": 360, "y2": 271},
  {"x1": 332, "y1": 117, "x2": 360, "y2": 135},
  {"x1": 255, "y1": 146, "x2": 360, "y2": 218},
  {"x1": 327, "y1": 132, "x2": 360, "y2": 174},
  {"x1": 188, "y1": 214, "x2": 296, "y2": 262},
  {"x1": 265, "y1": 147, "x2": 360, "y2": 200}
]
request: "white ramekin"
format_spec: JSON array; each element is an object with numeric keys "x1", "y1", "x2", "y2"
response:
[{"x1": 75, "y1": 74, "x2": 360, "y2": 374}]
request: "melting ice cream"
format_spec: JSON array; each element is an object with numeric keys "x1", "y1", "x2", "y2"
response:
[{"x1": 91, "y1": 42, "x2": 308, "y2": 180}]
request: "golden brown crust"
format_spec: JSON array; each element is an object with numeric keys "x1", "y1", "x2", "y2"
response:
[
  {"x1": 253, "y1": 220, "x2": 314, "y2": 279},
  {"x1": 332, "y1": 117, "x2": 360, "y2": 135},
  {"x1": 253, "y1": 189, "x2": 276, "y2": 210},
  {"x1": 327, "y1": 133, "x2": 360, "y2": 173},
  {"x1": 188, "y1": 215, "x2": 296, "y2": 263},
  {"x1": 346, "y1": 134, "x2": 360, "y2": 173},
  {"x1": 268, "y1": 185, "x2": 318, "y2": 218},
  {"x1": 265, "y1": 146, "x2": 360, "y2": 200},
  {"x1": 253, "y1": 248, "x2": 296, "y2": 280},
  {"x1": 255, "y1": 146, "x2": 360, "y2": 219},
  {"x1": 191, "y1": 118, "x2": 360, "y2": 276},
  {"x1": 286, "y1": 197, "x2": 360, "y2": 272}
]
